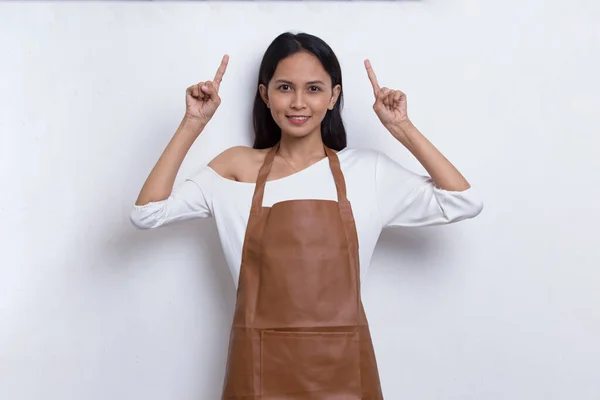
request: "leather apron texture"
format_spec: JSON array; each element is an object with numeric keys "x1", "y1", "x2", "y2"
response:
[{"x1": 221, "y1": 143, "x2": 383, "y2": 399}]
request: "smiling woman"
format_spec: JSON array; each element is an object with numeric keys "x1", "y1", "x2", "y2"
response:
[
  {"x1": 130, "y1": 31, "x2": 483, "y2": 399},
  {"x1": 258, "y1": 52, "x2": 340, "y2": 138},
  {"x1": 253, "y1": 33, "x2": 345, "y2": 153}
]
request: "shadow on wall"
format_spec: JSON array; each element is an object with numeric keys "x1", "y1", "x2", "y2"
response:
[
  {"x1": 105, "y1": 218, "x2": 236, "y2": 306},
  {"x1": 97, "y1": 218, "x2": 236, "y2": 396},
  {"x1": 374, "y1": 225, "x2": 460, "y2": 278}
]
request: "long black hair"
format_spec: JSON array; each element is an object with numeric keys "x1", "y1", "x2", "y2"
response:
[{"x1": 252, "y1": 32, "x2": 346, "y2": 151}]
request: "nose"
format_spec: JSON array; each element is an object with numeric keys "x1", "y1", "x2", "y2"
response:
[{"x1": 290, "y1": 91, "x2": 306, "y2": 109}]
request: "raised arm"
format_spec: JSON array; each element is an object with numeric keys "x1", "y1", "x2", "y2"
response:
[
  {"x1": 364, "y1": 59, "x2": 470, "y2": 192},
  {"x1": 135, "y1": 55, "x2": 229, "y2": 206}
]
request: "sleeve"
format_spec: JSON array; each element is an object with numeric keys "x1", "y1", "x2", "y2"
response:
[
  {"x1": 375, "y1": 152, "x2": 484, "y2": 228},
  {"x1": 129, "y1": 166, "x2": 215, "y2": 229}
]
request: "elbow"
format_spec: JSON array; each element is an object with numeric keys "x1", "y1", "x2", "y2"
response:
[
  {"x1": 128, "y1": 202, "x2": 166, "y2": 230},
  {"x1": 465, "y1": 197, "x2": 484, "y2": 219},
  {"x1": 437, "y1": 188, "x2": 484, "y2": 224},
  {"x1": 453, "y1": 196, "x2": 484, "y2": 222},
  {"x1": 129, "y1": 212, "x2": 151, "y2": 230}
]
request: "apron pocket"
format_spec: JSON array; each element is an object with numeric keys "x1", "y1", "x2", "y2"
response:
[{"x1": 260, "y1": 329, "x2": 361, "y2": 398}]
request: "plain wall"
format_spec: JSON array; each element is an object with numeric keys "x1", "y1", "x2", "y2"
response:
[{"x1": 1, "y1": 0, "x2": 599, "y2": 399}]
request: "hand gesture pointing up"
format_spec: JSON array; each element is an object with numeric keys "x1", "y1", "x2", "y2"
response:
[
  {"x1": 364, "y1": 59, "x2": 409, "y2": 130},
  {"x1": 185, "y1": 54, "x2": 229, "y2": 125}
]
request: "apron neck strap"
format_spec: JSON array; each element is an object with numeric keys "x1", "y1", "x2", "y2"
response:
[{"x1": 250, "y1": 142, "x2": 349, "y2": 214}]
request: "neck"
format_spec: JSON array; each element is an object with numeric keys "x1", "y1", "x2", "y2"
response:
[{"x1": 278, "y1": 132, "x2": 326, "y2": 162}]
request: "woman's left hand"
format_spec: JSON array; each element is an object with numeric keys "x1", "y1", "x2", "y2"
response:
[{"x1": 365, "y1": 59, "x2": 409, "y2": 130}]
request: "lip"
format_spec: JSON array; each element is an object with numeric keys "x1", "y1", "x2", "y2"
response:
[{"x1": 286, "y1": 116, "x2": 311, "y2": 126}]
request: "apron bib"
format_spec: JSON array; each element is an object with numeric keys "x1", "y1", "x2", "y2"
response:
[{"x1": 221, "y1": 143, "x2": 383, "y2": 399}]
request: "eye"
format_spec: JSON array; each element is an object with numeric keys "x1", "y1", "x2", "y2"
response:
[
  {"x1": 308, "y1": 86, "x2": 321, "y2": 92},
  {"x1": 278, "y1": 84, "x2": 291, "y2": 91}
]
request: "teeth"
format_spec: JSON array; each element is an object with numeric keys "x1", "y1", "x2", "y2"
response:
[{"x1": 289, "y1": 117, "x2": 309, "y2": 120}]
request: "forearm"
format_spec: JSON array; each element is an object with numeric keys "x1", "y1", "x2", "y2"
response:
[
  {"x1": 389, "y1": 120, "x2": 471, "y2": 191},
  {"x1": 135, "y1": 117, "x2": 206, "y2": 205}
]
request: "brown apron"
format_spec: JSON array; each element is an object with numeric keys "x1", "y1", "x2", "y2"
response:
[{"x1": 221, "y1": 143, "x2": 384, "y2": 399}]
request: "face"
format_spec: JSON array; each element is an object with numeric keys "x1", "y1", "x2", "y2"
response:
[{"x1": 259, "y1": 51, "x2": 341, "y2": 140}]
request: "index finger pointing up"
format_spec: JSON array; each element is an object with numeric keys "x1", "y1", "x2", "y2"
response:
[
  {"x1": 213, "y1": 54, "x2": 229, "y2": 90},
  {"x1": 364, "y1": 59, "x2": 380, "y2": 97}
]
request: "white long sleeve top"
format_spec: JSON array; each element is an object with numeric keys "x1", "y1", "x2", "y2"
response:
[{"x1": 130, "y1": 148, "x2": 483, "y2": 288}]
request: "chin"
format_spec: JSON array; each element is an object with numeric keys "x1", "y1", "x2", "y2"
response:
[{"x1": 281, "y1": 126, "x2": 320, "y2": 140}]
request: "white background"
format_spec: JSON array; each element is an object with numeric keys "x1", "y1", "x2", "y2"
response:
[{"x1": 1, "y1": 0, "x2": 599, "y2": 399}]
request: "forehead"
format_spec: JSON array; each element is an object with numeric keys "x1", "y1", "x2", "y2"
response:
[{"x1": 272, "y1": 51, "x2": 330, "y2": 84}]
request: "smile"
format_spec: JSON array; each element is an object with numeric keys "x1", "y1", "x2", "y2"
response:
[{"x1": 286, "y1": 116, "x2": 311, "y2": 125}]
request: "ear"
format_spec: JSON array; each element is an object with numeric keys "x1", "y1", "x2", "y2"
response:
[
  {"x1": 259, "y1": 84, "x2": 270, "y2": 108},
  {"x1": 328, "y1": 84, "x2": 341, "y2": 110}
]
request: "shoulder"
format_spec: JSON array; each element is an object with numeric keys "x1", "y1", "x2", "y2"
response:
[
  {"x1": 208, "y1": 145, "x2": 269, "y2": 182},
  {"x1": 339, "y1": 147, "x2": 421, "y2": 186},
  {"x1": 338, "y1": 147, "x2": 381, "y2": 168}
]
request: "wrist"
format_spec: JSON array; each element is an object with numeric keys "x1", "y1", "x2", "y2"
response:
[
  {"x1": 388, "y1": 118, "x2": 413, "y2": 134},
  {"x1": 180, "y1": 115, "x2": 207, "y2": 135},
  {"x1": 388, "y1": 119, "x2": 416, "y2": 144}
]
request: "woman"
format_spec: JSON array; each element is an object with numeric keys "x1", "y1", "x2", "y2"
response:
[{"x1": 131, "y1": 32, "x2": 482, "y2": 399}]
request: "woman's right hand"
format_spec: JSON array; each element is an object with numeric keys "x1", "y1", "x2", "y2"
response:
[{"x1": 184, "y1": 54, "x2": 229, "y2": 125}]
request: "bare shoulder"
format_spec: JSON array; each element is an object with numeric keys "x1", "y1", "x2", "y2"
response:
[{"x1": 208, "y1": 145, "x2": 269, "y2": 182}]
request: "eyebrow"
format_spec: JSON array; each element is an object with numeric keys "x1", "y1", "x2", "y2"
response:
[{"x1": 274, "y1": 79, "x2": 326, "y2": 85}]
